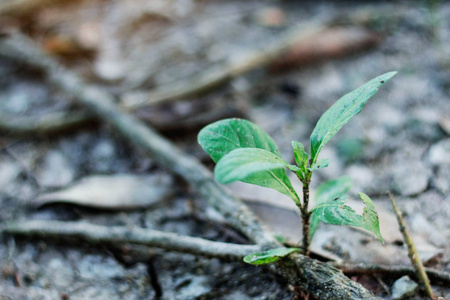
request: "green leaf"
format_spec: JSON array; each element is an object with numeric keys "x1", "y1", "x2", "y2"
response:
[
  {"x1": 215, "y1": 148, "x2": 286, "y2": 182},
  {"x1": 292, "y1": 141, "x2": 309, "y2": 173},
  {"x1": 310, "y1": 71, "x2": 397, "y2": 163},
  {"x1": 198, "y1": 118, "x2": 299, "y2": 203},
  {"x1": 308, "y1": 158, "x2": 329, "y2": 172},
  {"x1": 310, "y1": 192, "x2": 383, "y2": 243},
  {"x1": 309, "y1": 177, "x2": 352, "y2": 241},
  {"x1": 243, "y1": 248, "x2": 302, "y2": 265},
  {"x1": 198, "y1": 118, "x2": 281, "y2": 163},
  {"x1": 286, "y1": 164, "x2": 301, "y2": 173},
  {"x1": 358, "y1": 192, "x2": 384, "y2": 243},
  {"x1": 311, "y1": 174, "x2": 353, "y2": 241},
  {"x1": 313, "y1": 176, "x2": 353, "y2": 208}
]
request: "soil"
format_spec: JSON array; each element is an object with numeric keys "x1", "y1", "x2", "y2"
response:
[{"x1": 0, "y1": 0, "x2": 449, "y2": 299}]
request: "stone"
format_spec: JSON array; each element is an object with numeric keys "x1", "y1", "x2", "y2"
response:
[
  {"x1": 90, "y1": 139, "x2": 116, "y2": 173},
  {"x1": 227, "y1": 291, "x2": 253, "y2": 300},
  {"x1": 346, "y1": 164, "x2": 375, "y2": 192},
  {"x1": 428, "y1": 139, "x2": 450, "y2": 165},
  {"x1": 77, "y1": 254, "x2": 125, "y2": 280},
  {"x1": 175, "y1": 276, "x2": 211, "y2": 300},
  {"x1": 391, "y1": 276, "x2": 419, "y2": 300},
  {"x1": 0, "y1": 82, "x2": 48, "y2": 114},
  {"x1": 43, "y1": 256, "x2": 74, "y2": 288},
  {"x1": 94, "y1": 48, "x2": 126, "y2": 81},
  {"x1": 433, "y1": 166, "x2": 450, "y2": 195},
  {"x1": 336, "y1": 138, "x2": 365, "y2": 163},
  {"x1": 36, "y1": 150, "x2": 75, "y2": 188},
  {"x1": 373, "y1": 103, "x2": 406, "y2": 133},
  {"x1": 391, "y1": 160, "x2": 431, "y2": 196},
  {"x1": 0, "y1": 285, "x2": 60, "y2": 300},
  {"x1": 410, "y1": 213, "x2": 448, "y2": 248},
  {"x1": 402, "y1": 108, "x2": 444, "y2": 142},
  {"x1": 0, "y1": 158, "x2": 21, "y2": 196},
  {"x1": 439, "y1": 116, "x2": 450, "y2": 135}
]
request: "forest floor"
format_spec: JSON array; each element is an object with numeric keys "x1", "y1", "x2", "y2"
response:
[{"x1": 0, "y1": 0, "x2": 449, "y2": 299}]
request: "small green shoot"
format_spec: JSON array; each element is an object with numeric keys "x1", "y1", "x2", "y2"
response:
[
  {"x1": 243, "y1": 248, "x2": 303, "y2": 265},
  {"x1": 198, "y1": 72, "x2": 396, "y2": 264}
]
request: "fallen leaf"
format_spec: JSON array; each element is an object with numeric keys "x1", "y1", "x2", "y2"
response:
[
  {"x1": 35, "y1": 173, "x2": 173, "y2": 210},
  {"x1": 269, "y1": 26, "x2": 381, "y2": 72}
]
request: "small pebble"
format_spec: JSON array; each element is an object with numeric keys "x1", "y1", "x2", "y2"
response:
[
  {"x1": 391, "y1": 161, "x2": 430, "y2": 196},
  {"x1": 428, "y1": 139, "x2": 450, "y2": 165},
  {"x1": 391, "y1": 276, "x2": 419, "y2": 300},
  {"x1": 36, "y1": 150, "x2": 75, "y2": 188}
]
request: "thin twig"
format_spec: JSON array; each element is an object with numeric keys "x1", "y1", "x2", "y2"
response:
[
  {"x1": 0, "y1": 33, "x2": 380, "y2": 300},
  {"x1": 2, "y1": 220, "x2": 261, "y2": 260},
  {"x1": 0, "y1": 105, "x2": 243, "y2": 137},
  {"x1": 333, "y1": 262, "x2": 450, "y2": 286},
  {"x1": 389, "y1": 192, "x2": 435, "y2": 299},
  {"x1": 373, "y1": 275, "x2": 390, "y2": 296},
  {"x1": 0, "y1": 110, "x2": 96, "y2": 136}
]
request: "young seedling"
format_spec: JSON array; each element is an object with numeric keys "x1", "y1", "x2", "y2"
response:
[{"x1": 198, "y1": 72, "x2": 396, "y2": 264}]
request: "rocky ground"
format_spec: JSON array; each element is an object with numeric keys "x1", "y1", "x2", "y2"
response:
[{"x1": 0, "y1": 0, "x2": 449, "y2": 299}]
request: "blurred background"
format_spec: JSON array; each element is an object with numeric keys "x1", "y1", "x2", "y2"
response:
[{"x1": 0, "y1": 0, "x2": 449, "y2": 299}]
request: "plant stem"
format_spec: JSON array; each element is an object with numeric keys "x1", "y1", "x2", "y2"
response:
[{"x1": 301, "y1": 177, "x2": 312, "y2": 254}]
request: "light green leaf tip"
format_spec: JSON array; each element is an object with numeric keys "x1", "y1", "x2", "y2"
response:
[
  {"x1": 310, "y1": 181, "x2": 383, "y2": 243},
  {"x1": 292, "y1": 141, "x2": 309, "y2": 173},
  {"x1": 358, "y1": 192, "x2": 384, "y2": 243},
  {"x1": 310, "y1": 71, "x2": 397, "y2": 163},
  {"x1": 243, "y1": 248, "x2": 302, "y2": 265}
]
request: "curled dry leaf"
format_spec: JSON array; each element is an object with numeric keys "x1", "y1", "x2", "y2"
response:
[
  {"x1": 269, "y1": 26, "x2": 381, "y2": 72},
  {"x1": 35, "y1": 173, "x2": 174, "y2": 210}
]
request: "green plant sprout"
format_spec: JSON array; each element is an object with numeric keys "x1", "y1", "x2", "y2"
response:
[{"x1": 198, "y1": 71, "x2": 397, "y2": 265}]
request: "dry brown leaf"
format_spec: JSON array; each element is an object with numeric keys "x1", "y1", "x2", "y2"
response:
[
  {"x1": 35, "y1": 173, "x2": 174, "y2": 210},
  {"x1": 269, "y1": 26, "x2": 381, "y2": 72}
]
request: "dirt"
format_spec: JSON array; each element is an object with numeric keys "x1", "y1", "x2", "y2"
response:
[{"x1": 0, "y1": 0, "x2": 449, "y2": 299}]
